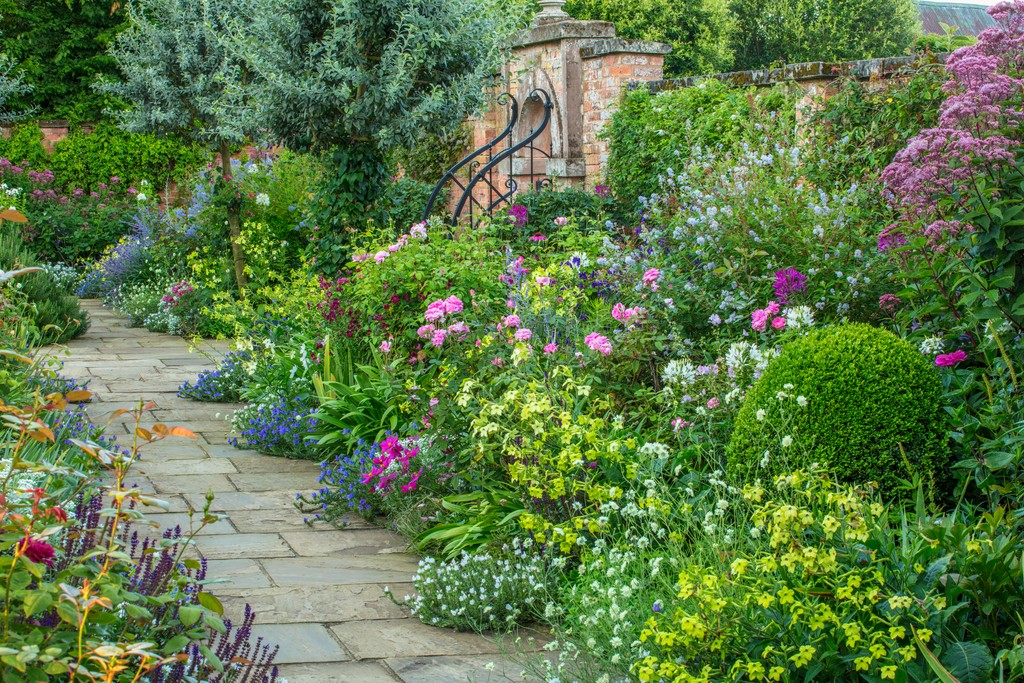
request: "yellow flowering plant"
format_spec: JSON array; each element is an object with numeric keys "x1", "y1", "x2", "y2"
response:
[{"x1": 633, "y1": 470, "x2": 948, "y2": 682}]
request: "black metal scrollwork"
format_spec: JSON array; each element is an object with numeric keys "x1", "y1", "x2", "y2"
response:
[{"x1": 422, "y1": 88, "x2": 554, "y2": 226}]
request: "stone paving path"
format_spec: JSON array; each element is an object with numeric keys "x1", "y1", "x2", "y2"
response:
[{"x1": 59, "y1": 300, "x2": 529, "y2": 683}]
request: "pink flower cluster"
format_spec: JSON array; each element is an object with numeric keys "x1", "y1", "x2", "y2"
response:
[
  {"x1": 353, "y1": 222, "x2": 426, "y2": 263},
  {"x1": 751, "y1": 301, "x2": 786, "y2": 332},
  {"x1": 161, "y1": 280, "x2": 194, "y2": 308},
  {"x1": 584, "y1": 332, "x2": 612, "y2": 355},
  {"x1": 418, "y1": 296, "x2": 468, "y2": 348},
  {"x1": 642, "y1": 268, "x2": 661, "y2": 291},
  {"x1": 362, "y1": 436, "x2": 422, "y2": 494},
  {"x1": 935, "y1": 349, "x2": 968, "y2": 367},
  {"x1": 612, "y1": 302, "x2": 645, "y2": 324}
]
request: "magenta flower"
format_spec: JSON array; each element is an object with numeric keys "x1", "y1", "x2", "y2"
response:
[
  {"x1": 771, "y1": 316, "x2": 787, "y2": 330},
  {"x1": 509, "y1": 204, "x2": 529, "y2": 227},
  {"x1": 594, "y1": 184, "x2": 610, "y2": 198},
  {"x1": 430, "y1": 329, "x2": 447, "y2": 348},
  {"x1": 529, "y1": 234, "x2": 547, "y2": 242},
  {"x1": 879, "y1": 293, "x2": 901, "y2": 313},
  {"x1": 584, "y1": 333, "x2": 612, "y2": 355},
  {"x1": 935, "y1": 350, "x2": 967, "y2": 367},
  {"x1": 380, "y1": 340, "x2": 391, "y2": 353},
  {"x1": 543, "y1": 343, "x2": 558, "y2": 354},
  {"x1": 18, "y1": 538, "x2": 55, "y2": 567},
  {"x1": 773, "y1": 268, "x2": 807, "y2": 304},
  {"x1": 502, "y1": 314, "x2": 521, "y2": 329}
]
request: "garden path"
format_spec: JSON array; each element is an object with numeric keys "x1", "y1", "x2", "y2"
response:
[{"x1": 58, "y1": 300, "x2": 529, "y2": 683}]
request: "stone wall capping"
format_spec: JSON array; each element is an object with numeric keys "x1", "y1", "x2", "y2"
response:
[
  {"x1": 513, "y1": 19, "x2": 616, "y2": 47},
  {"x1": 643, "y1": 53, "x2": 948, "y2": 92},
  {"x1": 579, "y1": 39, "x2": 673, "y2": 59}
]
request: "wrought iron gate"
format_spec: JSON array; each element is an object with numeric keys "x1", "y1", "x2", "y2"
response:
[{"x1": 422, "y1": 88, "x2": 554, "y2": 225}]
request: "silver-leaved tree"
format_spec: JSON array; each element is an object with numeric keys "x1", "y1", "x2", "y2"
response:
[
  {"x1": 237, "y1": 0, "x2": 523, "y2": 233},
  {"x1": 99, "y1": 0, "x2": 259, "y2": 290},
  {"x1": 0, "y1": 49, "x2": 32, "y2": 123}
]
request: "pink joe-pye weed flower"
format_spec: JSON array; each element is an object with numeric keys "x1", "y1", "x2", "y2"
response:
[
  {"x1": 515, "y1": 328, "x2": 533, "y2": 342},
  {"x1": 554, "y1": 216, "x2": 568, "y2": 226},
  {"x1": 935, "y1": 349, "x2": 968, "y2": 367},
  {"x1": 771, "y1": 316, "x2": 787, "y2": 330},
  {"x1": 543, "y1": 343, "x2": 558, "y2": 354},
  {"x1": 584, "y1": 332, "x2": 612, "y2": 355}
]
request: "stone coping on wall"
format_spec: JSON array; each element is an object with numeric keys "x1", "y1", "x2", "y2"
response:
[
  {"x1": 644, "y1": 53, "x2": 948, "y2": 92},
  {"x1": 513, "y1": 19, "x2": 616, "y2": 47},
  {"x1": 579, "y1": 38, "x2": 673, "y2": 60}
]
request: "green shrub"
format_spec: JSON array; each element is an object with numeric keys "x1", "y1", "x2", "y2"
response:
[
  {"x1": 605, "y1": 80, "x2": 795, "y2": 205},
  {"x1": 0, "y1": 122, "x2": 49, "y2": 168},
  {"x1": 0, "y1": 227, "x2": 88, "y2": 343},
  {"x1": 50, "y1": 120, "x2": 208, "y2": 191},
  {"x1": 727, "y1": 323, "x2": 950, "y2": 494}
]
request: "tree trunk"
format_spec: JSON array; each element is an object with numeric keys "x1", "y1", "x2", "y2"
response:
[{"x1": 220, "y1": 140, "x2": 247, "y2": 292}]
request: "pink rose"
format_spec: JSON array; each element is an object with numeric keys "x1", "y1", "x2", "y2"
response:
[
  {"x1": 417, "y1": 324, "x2": 436, "y2": 338},
  {"x1": 766, "y1": 301, "x2": 781, "y2": 315},
  {"x1": 543, "y1": 343, "x2": 558, "y2": 354},
  {"x1": 430, "y1": 329, "x2": 447, "y2": 348},
  {"x1": 642, "y1": 268, "x2": 661, "y2": 290},
  {"x1": 707, "y1": 397, "x2": 720, "y2": 409},
  {"x1": 503, "y1": 314, "x2": 521, "y2": 329},
  {"x1": 771, "y1": 316, "x2": 787, "y2": 330},
  {"x1": 443, "y1": 296, "x2": 464, "y2": 314},
  {"x1": 515, "y1": 328, "x2": 533, "y2": 342},
  {"x1": 374, "y1": 251, "x2": 389, "y2": 264}
]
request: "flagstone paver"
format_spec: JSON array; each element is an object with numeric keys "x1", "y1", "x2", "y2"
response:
[{"x1": 58, "y1": 300, "x2": 530, "y2": 683}]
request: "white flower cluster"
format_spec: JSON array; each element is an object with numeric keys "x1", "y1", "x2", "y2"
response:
[
  {"x1": 406, "y1": 540, "x2": 548, "y2": 631},
  {"x1": 919, "y1": 336, "x2": 945, "y2": 355}
]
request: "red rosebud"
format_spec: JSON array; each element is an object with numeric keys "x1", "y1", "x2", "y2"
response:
[{"x1": 19, "y1": 537, "x2": 56, "y2": 567}]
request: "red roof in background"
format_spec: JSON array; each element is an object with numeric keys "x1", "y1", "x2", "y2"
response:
[{"x1": 917, "y1": 1, "x2": 997, "y2": 35}]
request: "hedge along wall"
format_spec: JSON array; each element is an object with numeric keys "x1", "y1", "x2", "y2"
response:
[
  {"x1": 0, "y1": 119, "x2": 209, "y2": 202},
  {"x1": 605, "y1": 53, "x2": 946, "y2": 205}
]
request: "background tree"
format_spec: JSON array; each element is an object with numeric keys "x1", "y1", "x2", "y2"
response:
[
  {"x1": 239, "y1": 0, "x2": 523, "y2": 235},
  {"x1": 0, "y1": 0, "x2": 125, "y2": 122},
  {"x1": 100, "y1": 0, "x2": 257, "y2": 290},
  {"x1": 565, "y1": 0, "x2": 734, "y2": 76},
  {"x1": 728, "y1": 0, "x2": 919, "y2": 71},
  {"x1": 0, "y1": 47, "x2": 31, "y2": 123}
]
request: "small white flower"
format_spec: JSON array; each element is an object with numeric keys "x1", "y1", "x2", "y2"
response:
[{"x1": 255, "y1": 192, "x2": 271, "y2": 206}]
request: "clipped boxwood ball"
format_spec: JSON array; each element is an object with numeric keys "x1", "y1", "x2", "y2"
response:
[{"x1": 727, "y1": 324, "x2": 949, "y2": 493}]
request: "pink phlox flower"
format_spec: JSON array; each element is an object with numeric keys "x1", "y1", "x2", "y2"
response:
[
  {"x1": 751, "y1": 308, "x2": 769, "y2": 332},
  {"x1": 584, "y1": 333, "x2": 612, "y2": 355},
  {"x1": 935, "y1": 349, "x2": 968, "y2": 367},
  {"x1": 515, "y1": 328, "x2": 533, "y2": 342},
  {"x1": 543, "y1": 343, "x2": 558, "y2": 354},
  {"x1": 642, "y1": 268, "x2": 661, "y2": 290}
]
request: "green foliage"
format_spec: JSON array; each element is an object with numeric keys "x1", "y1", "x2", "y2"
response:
[
  {"x1": 727, "y1": 324, "x2": 950, "y2": 494},
  {"x1": 0, "y1": 226, "x2": 88, "y2": 344},
  {"x1": 49, "y1": 121, "x2": 208, "y2": 191},
  {"x1": 565, "y1": 0, "x2": 733, "y2": 76},
  {"x1": 369, "y1": 176, "x2": 446, "y2": 234},
  {"x1": 805, "y1": 60, "x2": 947, "y2": 184},
  {"x1": 313, "y1": 362, "x2": 401, "y2": 453},
  {"x1": 0, "y1": 121, "x2": 48, "y2": 167},
  {"x1": 0, "y1": 0, "x2": 124, "y2": 121},
  {"x1": 604, "y1": 80, "x2": 795, "y2": 205},
  {"x1": 509, "y1": 185, "x2": 613, "y2": 232},
  {"x1": 393, "y1": 124, "x2": 471, "y2": 183},
  {"x1": 728, "y1": 0, "x2": 920, "y2": 71}
]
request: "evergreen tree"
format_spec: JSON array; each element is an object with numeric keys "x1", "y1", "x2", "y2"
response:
[
  {"x1": 99, "y1": 0, "x2": 256, "y2": 289},
  {"x1": 239, "y1": 0, "x2": 522, "y2": 233},
  {"x1": 729, "y1": 0, "x2": 920, "y2": 71}
]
